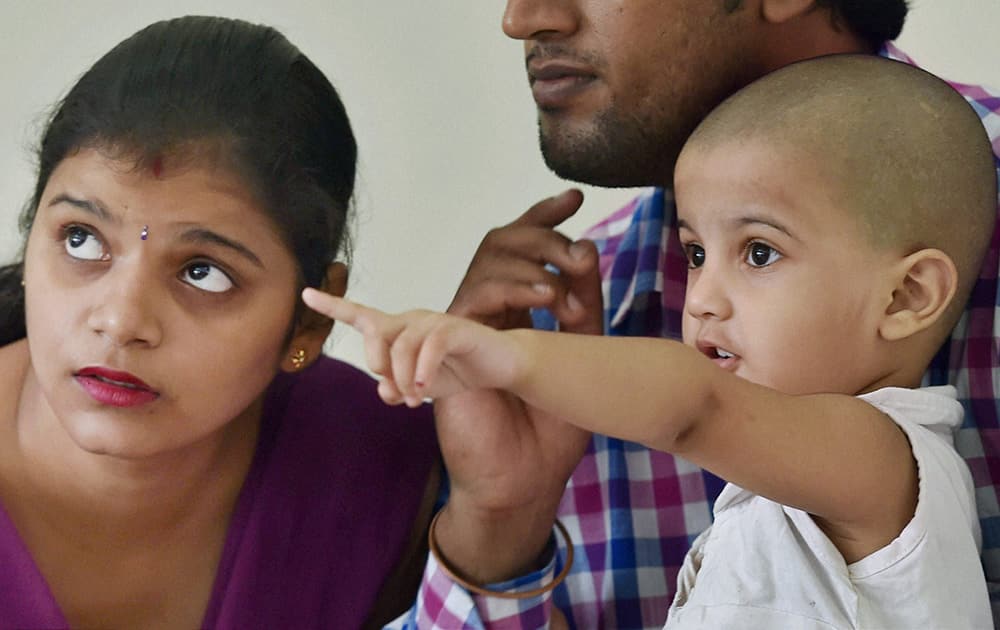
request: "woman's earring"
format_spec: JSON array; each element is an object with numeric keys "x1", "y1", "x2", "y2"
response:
[{"x1": 290, "y1": 348, "x2": 307, "y2": 370}]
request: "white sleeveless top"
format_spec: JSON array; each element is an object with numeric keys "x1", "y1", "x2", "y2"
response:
[{"x1": 665, "y1": 386, "x2": 991, "y2": 629}]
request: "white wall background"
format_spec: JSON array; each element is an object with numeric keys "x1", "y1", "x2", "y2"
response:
[{"x1": 1, "y1": 1, "x2": 997, "y2": 369}]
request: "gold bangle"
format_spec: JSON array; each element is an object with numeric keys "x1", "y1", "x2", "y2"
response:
[{"x1": 427, "y1": 510, "x2": 575, "y2": 600}]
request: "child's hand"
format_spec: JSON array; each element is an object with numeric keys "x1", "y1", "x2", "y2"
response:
[{"x1": 302, "y1": 288, "x2": 520, "y2": 407}]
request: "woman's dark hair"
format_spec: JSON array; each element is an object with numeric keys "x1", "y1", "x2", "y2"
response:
[
  {"x1": 0, "y1": 16, "x2": 357, "y2": 346},
  {"x1": 818, "y1": 0, "x2": 909, "y2": 49}
]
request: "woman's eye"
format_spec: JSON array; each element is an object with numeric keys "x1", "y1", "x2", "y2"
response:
[
  {"x1": 746, "y1": 242, "x2": 782, "y2": 267},
  {"x1": 182, "y1": 262, "x2": 234, "y2": 293},
  {"x1": 63, "y1": 226, "x2": 107, "y2": 261},
  {"x1": 685, "y1": 243, "x2": 706, "y2": 269}
]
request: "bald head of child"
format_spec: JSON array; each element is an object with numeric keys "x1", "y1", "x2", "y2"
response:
[{"x1": 674, "y1": 55, "x2": 996, "y2": 392}]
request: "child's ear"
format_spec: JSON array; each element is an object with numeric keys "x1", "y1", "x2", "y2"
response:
[
  {"x1": 879, "y1": 249, "x2": 958, "y2": 342},
  {"x1": 760, "y1": 0, "x2": 815, "y2": 24},
  {"x1": 281, "y1": 263, "x2": 349, "y2": 373}
]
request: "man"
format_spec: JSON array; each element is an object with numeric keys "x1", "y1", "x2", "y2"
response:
[{"x1": 397, "y1": 2, "x2": 1000, "y2": 628}]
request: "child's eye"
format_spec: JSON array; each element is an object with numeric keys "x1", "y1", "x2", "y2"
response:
[
  {"x1": 685, "y1": 243, "x2": 706, "y2": 269},
  {"x1": 64, "y1": 226, "x2": 108, "y2": 261},
  {"x1": 746, "y1": 241, "x2": 782, "y2": 268},
  {"x1": 182, "y1": 262, "x2": 234, "y2": 293}
]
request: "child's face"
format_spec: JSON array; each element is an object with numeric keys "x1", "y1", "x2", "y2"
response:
[
  {"x1": 675, "y1": 140, "x2": 897, "y2": 395},
  {"x1": 22, "y1": 148, "x2": 300, "y2": 458}
]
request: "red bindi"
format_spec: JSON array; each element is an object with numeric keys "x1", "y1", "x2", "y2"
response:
[{"x1": 151, "y1": 156, "x2": 164, "y2": 178}]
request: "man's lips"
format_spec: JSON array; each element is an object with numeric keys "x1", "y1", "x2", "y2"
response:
[
  {"x1": 528, "y1": 60, "x2": 595, "y2": 81},
  {"x1": 528, "y1": 60, "x2": 598, "y2": 109}
]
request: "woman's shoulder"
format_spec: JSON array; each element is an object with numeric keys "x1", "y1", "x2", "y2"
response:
[
  {"x1": 264, "y1": 355, "x2": 436, "y2": 447},
  {"x1": 296, "y1": 354, "x2": 387, "y2": 393},
  {"x1": 212, "y1": 359, "x2": 439, "y2": 628},
  {"x1": 283, "y1": 355, "x2": 429, "y2": 413},
  {"x1": 251, "y1": 354, "x2": 439, "y2": 548}
]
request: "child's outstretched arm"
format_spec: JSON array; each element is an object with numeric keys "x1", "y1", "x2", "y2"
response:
[
  {"x1": 303, "y1": 289, "x2": 917, "y2": 564},
  {"x1": 302, "y1": 289, "x2": 525, "y2": 406}
]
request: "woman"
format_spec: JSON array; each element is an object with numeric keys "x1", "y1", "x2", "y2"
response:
[{"x1": 0, "y1": 16, "x2": 438, "y2": 628}]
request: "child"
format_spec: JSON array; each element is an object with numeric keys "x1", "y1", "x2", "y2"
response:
[{"x1": 305, "y1": 55, "x2": 995, "y2": 627}]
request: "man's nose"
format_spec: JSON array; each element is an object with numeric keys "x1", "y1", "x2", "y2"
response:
[{"x1": 503, "y1": 0, "x2": 580, "y2": 41}]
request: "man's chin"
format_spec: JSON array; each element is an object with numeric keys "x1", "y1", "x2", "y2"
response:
[
  {"x1": 541, "y1": 146, "x2": 659, "y2": 188},
  {"x1": 538, "y1": 120, "x2": 671, "y2": 188}
]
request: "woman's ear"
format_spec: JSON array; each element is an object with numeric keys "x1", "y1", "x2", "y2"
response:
[
  {"x1": 760, "y1": 0, "x2": 815, "y2": 24},
  {"x1": 281, "y1": 263, "x2": 349, "y2": 372},
  {"x1": 319, "y1": 262, "x2": 349, "y2": 300},
  {"x1": 879, "y1": 249, "x2": 958, "y2": 342}
]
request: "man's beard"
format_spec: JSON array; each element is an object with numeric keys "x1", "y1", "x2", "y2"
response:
[{"x1": 538, "y1": 105, "x2": 686, "y2": 189}]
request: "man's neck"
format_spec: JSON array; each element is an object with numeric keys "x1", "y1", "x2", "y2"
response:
[{"x1": 759, "y1": 10, "x2": 874, "y2": 73}]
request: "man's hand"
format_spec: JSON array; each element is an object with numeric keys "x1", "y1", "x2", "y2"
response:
[
  {"x1": 433, "y1": 190, "x2": 603, "y2": 585},
  {"x1": 448, "y1": 189, "x2": 601, "y2": 331}
]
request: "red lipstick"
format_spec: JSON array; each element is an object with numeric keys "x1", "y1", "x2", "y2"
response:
[{"x1": 75, "y1": 367, "x2": 159, "y2": 408}]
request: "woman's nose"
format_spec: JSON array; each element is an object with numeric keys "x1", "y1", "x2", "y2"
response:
[{"x1": 87, "y1": 263, "x2": 163, "y2": 348}]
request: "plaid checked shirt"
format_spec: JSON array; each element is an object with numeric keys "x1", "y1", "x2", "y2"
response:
[{"x1": 393, "y1": 43, "x2": 1000, "y2": 629}]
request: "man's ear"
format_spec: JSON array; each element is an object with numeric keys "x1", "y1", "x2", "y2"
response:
[
  {"x1": 281, "y1": 262, "x2": 349, "y2": 372},
  {"x1": 879, "y1": 249, "x2": 958, "y2": 342},
  {"x1": 760, "y1": 0, "x2": 815, "y2": 24}
]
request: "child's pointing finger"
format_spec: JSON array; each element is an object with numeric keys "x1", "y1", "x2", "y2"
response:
[{"x1": 302, "y1": 288, "x2": 369, "y2": 329}]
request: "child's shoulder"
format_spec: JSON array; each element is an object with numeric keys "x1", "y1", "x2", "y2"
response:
[
  {"x1": 858, "y1": 385, "x2": 979, "y2": 534},
  {"x1": 857, "y1": 385, "x2": 963, "y2": 433}
]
